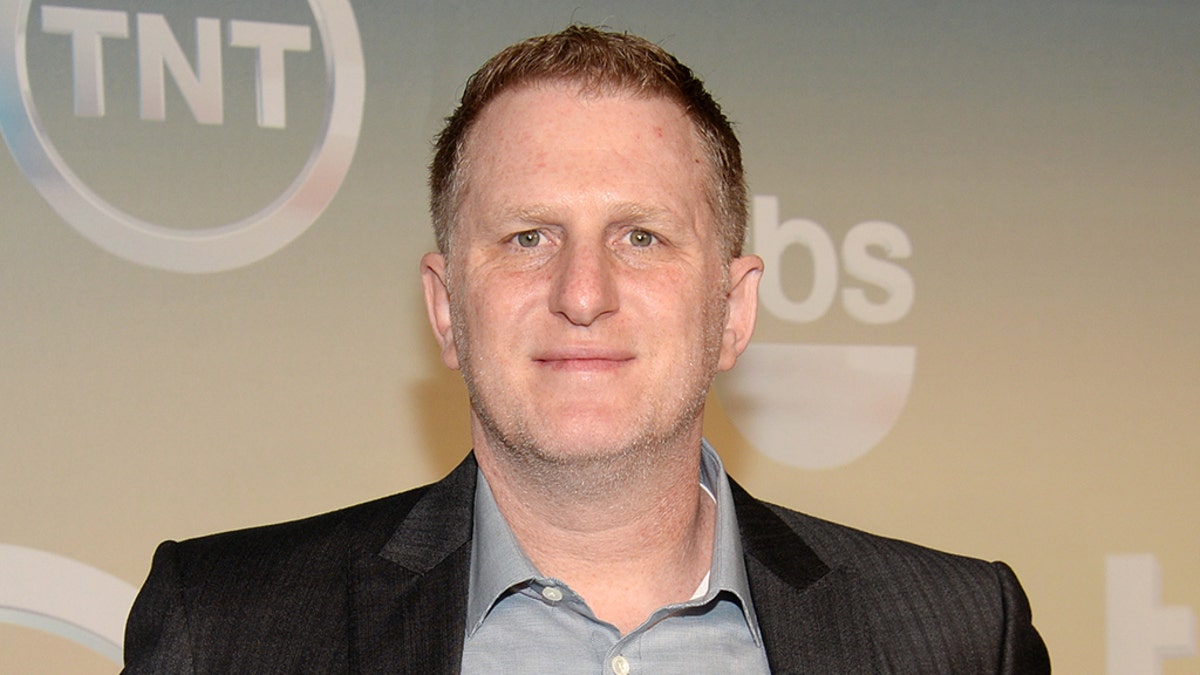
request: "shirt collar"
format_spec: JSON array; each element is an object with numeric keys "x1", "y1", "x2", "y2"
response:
[
  {"x1": 466, "y1": 464, "x2": 542, "y2": 636},
  {"x1": 465, "y1": 439, "x2": 763, "y2": 644},
  {"x1": 699, "y1": 438, "x2": 763, "y2": 644}
]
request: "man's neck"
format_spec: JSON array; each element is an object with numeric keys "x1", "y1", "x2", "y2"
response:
[{"x1": 474, "y1": 432, "x2": 716, "y2": 634}]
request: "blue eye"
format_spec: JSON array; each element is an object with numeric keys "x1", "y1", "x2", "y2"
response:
[
  {"x1": 515, "y1": 231, "x2": 541, "y2": 248},
  {"x1": 628, "y1": 230, "x2": 655, "y2": 247}
]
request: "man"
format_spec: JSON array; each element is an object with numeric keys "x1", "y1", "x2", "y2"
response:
[{"x1": 123, "y1": 26, "x2": 1050, "y2": 673}]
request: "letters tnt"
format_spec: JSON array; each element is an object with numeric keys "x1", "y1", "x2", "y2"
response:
[{"x1": 40, "y1": 5, "x2": 312, "y2": 128}]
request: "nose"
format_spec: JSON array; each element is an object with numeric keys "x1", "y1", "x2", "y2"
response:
[{"x1": 548, "y1": 239, "x2": 619, "y2": 326}]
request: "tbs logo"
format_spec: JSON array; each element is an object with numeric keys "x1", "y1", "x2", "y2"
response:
[
  {"x1": 717, "y1": 195, "x2": 916, "y2": 469},
  {"x1": 0, "y1": 0, "x2": 364, "y2": 272}
]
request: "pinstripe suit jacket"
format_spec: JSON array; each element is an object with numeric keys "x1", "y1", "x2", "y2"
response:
[{"x1": 122, "y1": 454, "x2": 1050, "y2": 673}]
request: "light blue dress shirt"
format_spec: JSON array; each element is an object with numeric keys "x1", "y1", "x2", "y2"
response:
[{"x1": 461, "y1": 440, "x2": 771, "y2": 674}]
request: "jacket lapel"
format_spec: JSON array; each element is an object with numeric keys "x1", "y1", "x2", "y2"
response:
[
  {"x1": 732, "y1": 480, "x2": 873, "y2": 673},
  {"x1": 348, "y1": 455, "x2": 478, "y2": 674}
]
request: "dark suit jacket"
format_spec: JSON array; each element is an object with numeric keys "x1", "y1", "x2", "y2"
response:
[{"x1": 123, "y1": 454, "x2": 1050, "y2": 673}]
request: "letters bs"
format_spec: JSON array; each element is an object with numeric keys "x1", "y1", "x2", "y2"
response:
[{"x1": 753, "y1": 195, "x2": 914, "y2": 325}]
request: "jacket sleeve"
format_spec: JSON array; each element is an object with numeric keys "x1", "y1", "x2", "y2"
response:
[
  {"x1": 994, "y1": 561, "x2": 1052, "y2": 674},
  {"x1": 121, "y1": 541, "x2": 196, "y2": 674}
]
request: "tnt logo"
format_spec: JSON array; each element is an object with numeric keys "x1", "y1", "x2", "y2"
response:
[
  {"x1": 716, "y1": 195, "x2": 916, "y2": 469},
  {"x1": 42, "y1": 6, "x2": 312, "y2": 128},
  {"x1": 0, "y1": 0, "x2": 365, "y2": 272}
]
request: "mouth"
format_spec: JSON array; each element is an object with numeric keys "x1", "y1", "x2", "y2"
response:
[{"x1": 533, "y1": 348, "x2": 635, "y2": 372}]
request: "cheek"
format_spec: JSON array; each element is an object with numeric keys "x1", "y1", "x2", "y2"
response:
[
  {"x1": 641, "y1": 284, "x2": 714, "y2": 339},
  {"x1": 458, "y1": 276, "x2": 540, "y2": 345},
  {"x1": 671, "y1": 263, "x2": 722, "y2": 308}
]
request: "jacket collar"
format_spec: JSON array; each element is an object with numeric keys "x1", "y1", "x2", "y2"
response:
[
  {"x1": 731, "y1": 478, "x2": 873, "y2": 672},
  {"x1": 349, "y1": 454, "x2": 477, "y2": 674}
]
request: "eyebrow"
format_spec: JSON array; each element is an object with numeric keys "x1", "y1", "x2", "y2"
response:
[{"x1": 496, "y1": 201, "x2": 675, "y2": 227}]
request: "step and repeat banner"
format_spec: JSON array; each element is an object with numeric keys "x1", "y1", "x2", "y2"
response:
[{"x1": 2, "y1": 1, "x2": 1197, "y2": 672}]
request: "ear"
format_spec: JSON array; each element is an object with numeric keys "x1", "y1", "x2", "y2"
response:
[
  {"x1": 420, "y1": 252, "x2": 460, "y2": 370},
  {"x1": 717, "y1": 254, "x2": 763, "y2": 372}
]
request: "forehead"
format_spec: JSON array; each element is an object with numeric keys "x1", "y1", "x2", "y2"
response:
[{"x1": 453, "y1": 84, "x2": 712, "y2": 234}]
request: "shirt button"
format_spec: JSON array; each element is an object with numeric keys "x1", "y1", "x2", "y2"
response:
[
  {"x1": 611, "y1": 655, "x2": 630, "y2": 675},
  {"x1": 541, "y1": 586, "x2": 564, "y2": 602}
]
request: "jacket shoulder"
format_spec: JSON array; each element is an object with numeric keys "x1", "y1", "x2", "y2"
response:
[
  {"x1": 122, "y1": 478, "x2": 451, "y2": 674},
  {"x1": 736, "y1": 488, "x2": 1050, "y2": 673},
  {"x1": 763, "y1": 500, "x2": 996, "y2": 575},
  {"x1": 168, "y1": 484, "x2": 431, "y2": 577}
]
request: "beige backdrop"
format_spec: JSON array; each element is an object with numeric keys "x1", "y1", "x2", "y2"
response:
[{"x1": 2, "y1": 1, "x2": 1197, "y2": 673}]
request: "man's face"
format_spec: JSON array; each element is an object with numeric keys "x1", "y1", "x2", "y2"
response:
[{"x1": 422, "y1": 83, "x2": 760, "y2": 466}]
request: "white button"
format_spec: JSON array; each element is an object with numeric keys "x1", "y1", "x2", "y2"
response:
[
  {"x1": 611, "y1": 655, "x2": 630, "y2": 675},
  {"x1": 541, "y1": 586, "x2": 564, "y2": 602}
]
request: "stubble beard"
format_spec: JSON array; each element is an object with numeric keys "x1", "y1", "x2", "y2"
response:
[{"x1": 449, "y1": 281, "x2": 729, "y2": 503}]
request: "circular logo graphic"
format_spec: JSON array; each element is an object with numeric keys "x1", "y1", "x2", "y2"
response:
[
  {"x1": 0, "y1": 0, "x2": 365, "y2": 273},
  {"x1": 716, "y1": 344, "x2": 916, "y2": 469},
  {"x1": 0, "y1": 543, "x2": 137, "y2": 665}
]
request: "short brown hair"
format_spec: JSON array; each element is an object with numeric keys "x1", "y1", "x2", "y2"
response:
[{"x1": 429, "y1": 25, "x2": 746, "y2": 260}]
